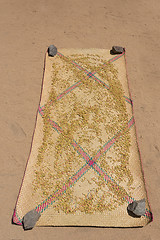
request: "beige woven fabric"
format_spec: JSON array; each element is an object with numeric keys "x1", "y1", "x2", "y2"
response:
[{"x1": 13, "y1": 49, "x2": 152, "y2": 227}]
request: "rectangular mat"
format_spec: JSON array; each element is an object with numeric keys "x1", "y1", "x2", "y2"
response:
[{"x1": 13, "y1": 48, "x2": 152, "y2": 227}]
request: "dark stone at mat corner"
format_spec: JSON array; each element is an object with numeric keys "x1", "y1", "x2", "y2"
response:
[
  {"x1": 127, "y1": 199, "x2": 146, "y2": 217},
  {"x1": 111, "y1": 46, "x2": 124, "y2": 54},
  {"x1": 22, "y1": 209, "x2": 41, "y2": 230},
  {"x1": 48, "y1": 45, "x2": 57, "y2": 57}
]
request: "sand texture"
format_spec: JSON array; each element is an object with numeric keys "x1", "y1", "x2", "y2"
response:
[{"x1": 0, "y1": 0, "x2": 160, "y2": 239}]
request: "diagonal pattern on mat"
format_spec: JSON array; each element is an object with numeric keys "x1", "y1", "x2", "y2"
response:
[{"x1": 13, "y1": 49, "x2": 152, "y2": 227}]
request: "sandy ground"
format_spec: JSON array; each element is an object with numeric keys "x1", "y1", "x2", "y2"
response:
[{"x1": 0, "y1": 0, "x2": 160, "y2": 239}]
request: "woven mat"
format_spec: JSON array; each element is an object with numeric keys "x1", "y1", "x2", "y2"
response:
[{"x1": 13, "y1": 49, "x2": 152, "y2": 227}]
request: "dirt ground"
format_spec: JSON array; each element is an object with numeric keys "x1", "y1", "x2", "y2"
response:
[{"x1": 0, "y1": 0, "x2": 160, "y2": 239}]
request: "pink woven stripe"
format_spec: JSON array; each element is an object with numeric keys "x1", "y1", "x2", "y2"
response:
[
  {"x1": 36, "y1": 164, "x2": 90, "y2": 212},
  {"x1": 71, "y1": 61, "x2": 88, "y2": 74},
  {"x1": 108, "y1": 52, "x2": 125, "y2": 63},
  {"x1": 93, "y1": 164, "x2": 110, "y2": 182},
  {"x1": 12, "y1": 209, "x2": 22, "y2": 225},
  {"x1": 72, "y1": 141, "x2": 90, "y2": 162},
  {"x1": 38, "y1": 106, "x2": 45, "y2": 116},
  {"x1": 48, "y1": 118, "x2": 63, "y2": 133},
  {"x1": 57, "y1": 52, "x2": 110, "y2": 90},
  {"x1": 93, "y1": 165, "x2": 152, "y2": 217},
  {"x1": 93, "y1": 138, "x2": 116, "y2": 162},
  {"x1": 93, "y1": 117, "x2": 134, "y2": 162},
  {"x1": 92, "y1": 74, "x2": 110, "y2": 89},
  {"x1": 93, "y1": 164, "x2": 127, "y2": 195},
  {"x1": 124, "y1": 97, "x2": 132, "y2": 105},
  {"x1": 128, "y1": 117, "x2": 135, "y2": 128}
]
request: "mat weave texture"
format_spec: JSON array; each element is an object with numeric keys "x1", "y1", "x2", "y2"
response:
[{"x1": 13, "y1": 49, "x2": 152, "y2": 227}]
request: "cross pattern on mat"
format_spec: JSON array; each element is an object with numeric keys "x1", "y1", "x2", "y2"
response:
[
  {"x1": 12, "y1": 52, "x2": 151, "y2": 225},
  {"x1": 35, "y1": 53, "x2": 150, "y2": 218}
]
